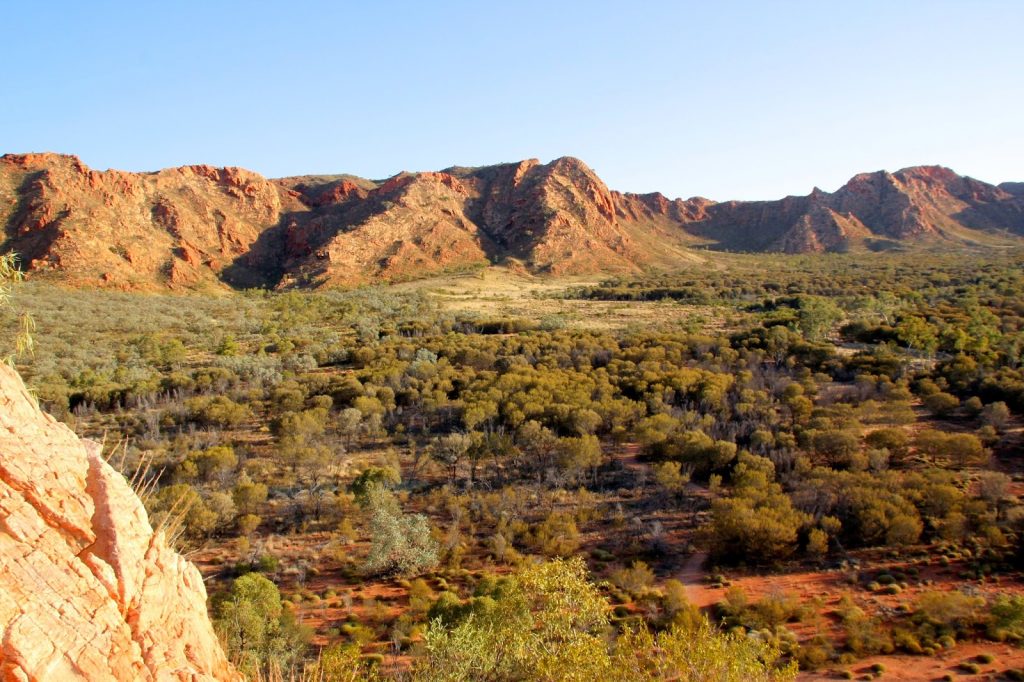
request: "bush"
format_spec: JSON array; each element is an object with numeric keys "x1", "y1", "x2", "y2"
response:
[
  {"x1": 707, "y1": 454, "x2": 807, "y2": 563},
  {"x1": 924, "y1": 392, "x2": 959, "y2": 417},
  {"x1": 611, "y1": 561, "x2": 656, "y2": 595},
  {"x1": 213, "y1": 573, "x2": 311, "y2": 676},
  {"x1": 988, "y1": 595, "x2": 1024, "y2": 643},
  {"x1": 308, "y1": 644, "x2": 382, "y2": 681},
  {"x1": 186, "y1": 395, "x2": 252, "y2": 427},
  {"x1": 838, "y1": 597, "x2": 893, "y2": 656},
  {"x1": 362, "y1": 485, "x2": 438, "y2": 577},
  {"x1": 795, "y1": 637, "x2": 833, "y2": 670},
  {"x1": 529, "y1": 511, "x2": 581, "y2": 557}
]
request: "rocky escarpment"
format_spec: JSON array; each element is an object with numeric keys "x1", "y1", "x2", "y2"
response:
[
  {"x1": 265, "y1": 156, "x2": 703, "y2": 287},
  {"x1": 0, "y1": 153, "x2": 302, "y2": 290},
  {"x1": 686, "y1": 165, "x2": 1024, "y2": 253},
  {"x1": 2, "y1": 153, "x2": 1024, "y2": 289},
  {"x1": 0, "y1": 153, "x2": 706, "y2": 289},
  {"x1": 0, "y1": 364, "x2": 238, "y2": 681}
]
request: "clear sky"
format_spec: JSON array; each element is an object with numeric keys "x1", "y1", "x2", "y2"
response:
[{"x1": 3, "y1": 1, "x2": 1022, "y2": 200}]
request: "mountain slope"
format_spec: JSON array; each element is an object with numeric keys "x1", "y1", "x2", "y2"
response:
[
  {"x1": 686, "y1": 165, "x2": 1024, "y2": 252},
  {"x1": 232, "y1": 156, "x2": 702, "y2": 288},
  {"x1": 2, "y1": 153, "x2": 1022, "y2": 288},
  {"x1": 0, "y1": 153, "x2": 301, "y2": 289}
]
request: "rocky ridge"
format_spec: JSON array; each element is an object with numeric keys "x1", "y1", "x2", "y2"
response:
[
  {"x1": 2, "y1": 153, "x2": 1022, "y2": 290},
  {"x1": 0, "y1": 363, "x2": 238, "y2": 681},
  {"x1": 689, "y1": 165, "x2": 1024, "y2": 252}
]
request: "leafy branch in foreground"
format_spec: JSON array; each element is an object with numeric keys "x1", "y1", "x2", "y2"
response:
[{"x1": 0, "y1": 253, "x2": 34, "y2": 364}]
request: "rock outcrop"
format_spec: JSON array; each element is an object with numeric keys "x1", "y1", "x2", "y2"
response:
[
  {"x1": 2, "y1": 153, "x2": 1024, "y2": 289},
  {"x1": 0, "y1": 153, "x2": 302, "y2": 290},
  {"x1": 266, "y1": 156, "x2": 703, "y2": 287},
  {"x1": 0, "y1": 364, "x2": 238, "y2": 681}
]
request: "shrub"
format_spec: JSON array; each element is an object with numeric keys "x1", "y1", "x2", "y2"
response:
[
  {"x1": 309, "y1": 644, "x2": 382, "y2": 681},
  {"x1": 923, "y1": 392, "x2": 959, "y2": 417},
  {"x1": 988, "y1": 595, "x2": 1024, "y2": 643},
  {"x1": 213, "y1": 573, "x2": 311, "y2": 676},
  {"x1": 186, "y1": 395, "x2": 252, "y2": 427},
  {"x1": 530, "y1": 511, "x2": 581, "y2": 557},
  {"x1": 611, "y1": 561, "x2": 656, "y2": 595},
  {"x1": 362, "y1": 485, "x2": 438, "y2": 577},
  {"x1": 795, "y1": 636, "x2": 833, "y2": 670}
]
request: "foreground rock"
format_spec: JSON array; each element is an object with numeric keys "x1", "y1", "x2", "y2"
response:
[{"x1": 0, "y1": 364, "x2": 238, "y2": 681}]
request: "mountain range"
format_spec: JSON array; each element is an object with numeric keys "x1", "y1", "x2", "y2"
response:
[{"x1": 1, "y1": 152, "x2": 1021, "y2": 290}]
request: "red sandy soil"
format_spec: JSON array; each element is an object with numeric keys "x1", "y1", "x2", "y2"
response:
[{"x1": 801, "y1": 642, "x2": 1024, "y2": 681}]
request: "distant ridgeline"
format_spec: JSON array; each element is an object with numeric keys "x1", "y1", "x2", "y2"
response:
[{"x1": 1, "y1": 152, "x2": 1022, "y2": 290}]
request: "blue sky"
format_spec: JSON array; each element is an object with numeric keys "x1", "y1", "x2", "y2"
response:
[{"x1": 3, "y1": 1, "x2": 1021, "y2": 200}]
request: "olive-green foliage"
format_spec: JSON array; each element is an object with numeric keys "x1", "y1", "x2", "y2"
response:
[
  {"x1": 718, "y1": 587, "x2": 805, "y2": 631},
  {"x1": 362, "y1": 484, "x2": 438, "y2": 577},
  {"x1": 415, "y1": 557, "x2": 797, "y2": 682},
  {"x1": 708, "y1": 453, "x2": 808, "y2": 563},
  {"x1": 989, "y1": 595, "x2": 1024, "y2": 643},
  {"x1": 789, "y1": 469, "x2": 927, "y2": 549},
  {"x1": 148, "y1": 482, "x2": 233, "y2": 539},
  {"x1": 653, "y1": 460, "x2": 691, "y2": 495},
  {"x1": 610, "y1": 561, "x2": 656, "y2": 596},
  {"x1": 350, "y1": 467, "x2": 401, "y2": 502},
  {"x1": 187, "y1": 395, "x2": 252, "y2": 427},
  {"x1": 795, "y1": 296, "x2": 843, "y2": 341},
  {"x1": 214, "y1": 573, "x2": 311, "y2": 676},
  {"x1": 892, "y1": 590, "x2": 987, "y2": 653},
  {"x1": 414, "y1": 557, "x2": 610, "y2": 681},
  {"x1": 307, "y1": 643, "x2": 382, "y2": 682},
  {"x1": 914, "y1": 430, "x2": 986, "y2": 465},
  {"x1": 610, "y1": 620, "x2": 798, "y2": 682},
  {"x1": 0, "y1": 253, "x2": 33, "y2": 363},
  {"x1": 178, "y1": 445, "x2": 237, "y2": 483},
  {"x1": 529, "y1": 511, "x2": 582, "y2": 557},
  {"x1": 835, "y1": 596, "x2": 893, "y2": 656},
  {"x1": 9, "y1": 249, "x2": 1024, "y2": 670}
]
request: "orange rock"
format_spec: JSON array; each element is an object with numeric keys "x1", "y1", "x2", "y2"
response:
[
  {"x1": 0, "y1": 365, "x2": 240, "y2": 681},
  {"x1": 1, "y1": 153, "x2": 1023, "y2": 288}
]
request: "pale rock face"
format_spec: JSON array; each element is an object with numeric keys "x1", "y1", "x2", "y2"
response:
[{"x1": 0, "y1": 364, "x2": 239, "y2": 681}]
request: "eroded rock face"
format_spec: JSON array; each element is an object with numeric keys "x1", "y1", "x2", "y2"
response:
[
  {"x1": 0, "y1": 153, "x2": 297, "y2": 290},
  {"x1": 685, "y1": 165, "x2": 1024, "y2": 252},
  {"x1": 2, "y1": 153, "x2": 1024, "y2": 289},
  {"x1": 0, "y1": 364, "x2": 239, "y2": 681}
]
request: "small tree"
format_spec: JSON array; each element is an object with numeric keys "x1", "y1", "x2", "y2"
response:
[
  {"x1": 982, "y1": 401, "x2": 1011, "y2": 431},
  {"x1": 214, "y1": 573, "x2": 310, "y2": 676},
  {"x1": 653, "y1": 460, "x2": 690, "y2": 497},
  {"x1": 431, "y1": 432, "x2": 473, "y2": 484},
  {"x1": 309, "y1": 643, "x2": 381, "y2": 682},
  {"x1": 796, "y1": 296, "x2": 843, "y2": 341},
  {"x1": 363, "y1": 484, "x2": 438, "y2": 577}
]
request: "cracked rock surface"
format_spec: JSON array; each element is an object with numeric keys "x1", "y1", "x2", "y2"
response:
[{"x1": 0, "y1": 364, "x2": 239, "y2": 681}]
